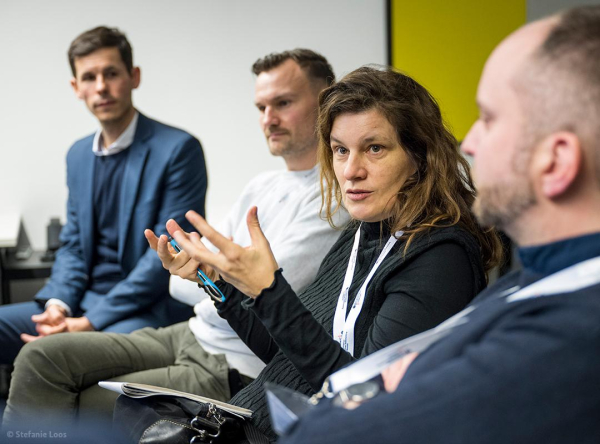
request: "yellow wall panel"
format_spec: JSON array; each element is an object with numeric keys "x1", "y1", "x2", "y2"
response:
[{"x1": 391, "y1": 0, "x2": 526, "y2": 139}]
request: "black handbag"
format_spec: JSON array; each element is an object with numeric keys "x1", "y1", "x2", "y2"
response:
[{"x1": 114, "y1": 395, "x2": 268, "y2": 444}]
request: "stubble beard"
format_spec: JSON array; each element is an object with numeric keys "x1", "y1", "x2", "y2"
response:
[
  {"x1": 473, "y1": 178, "x2": 536, "y2": 233},
  {"x1": 267, "y1": 135, "x2": 292, "y2": 157},
  {"x1": 473, "y1": 136, "x2": 538, "y2": 233},
  {"x1": 268, "y1": 133, "x2": 316, "y2": 161},
  {"x1": 473, "y1": 153, "x2": 538, "y2": 237}
]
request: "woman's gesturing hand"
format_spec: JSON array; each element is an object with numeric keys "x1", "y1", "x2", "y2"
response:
[
  {"x1": 171, "y1": 207, "x2": 279, "y2": 298},
  {"x1": 144, "y1": 224, "x2": 215, "y2": 283}
]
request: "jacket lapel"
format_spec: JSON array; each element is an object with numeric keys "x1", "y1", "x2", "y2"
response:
[
  {"x1": 80, "y1": 148, "x2": 96, "y2": 269},
  {"x1": 118, "y1": 114, "x2": 152, "y2": 262}
]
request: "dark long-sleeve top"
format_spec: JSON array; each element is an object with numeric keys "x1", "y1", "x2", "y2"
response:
[
  {"x1": 281, "y1": 232, "x2": 600, "y2": 444},
  {"x1": 216, "y1": 221, "x2": 487, "y2": 441}
]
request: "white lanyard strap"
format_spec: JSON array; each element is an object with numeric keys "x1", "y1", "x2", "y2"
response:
[
  {"x1": 506, "y1": 255, "x2": 600, "y2": 302},
  {"x1": 333, "y1": 225, "x2": 402, "y2": 356},
  {"x1": 327, "y1": 254, "x2": 600, "y2": 394}
]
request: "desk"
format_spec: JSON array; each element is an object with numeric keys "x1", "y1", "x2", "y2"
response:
[{"x1": 0, "y1": 250, "x2": 53, "y2": 305}]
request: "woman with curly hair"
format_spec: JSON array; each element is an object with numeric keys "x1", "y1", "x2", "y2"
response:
[{"x1": 151, "y1": 65, "x2": 501, "y2": 442}]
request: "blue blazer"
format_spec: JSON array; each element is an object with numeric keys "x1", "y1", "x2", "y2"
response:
[
  {"x1": 35, "y1": 113, "x2": 207, "y2": 330},
  {"x1": 282, "y1": 271, "x2": 600, "y2": 444}
]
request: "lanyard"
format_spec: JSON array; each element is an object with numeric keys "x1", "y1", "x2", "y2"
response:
[
  {"x1": 333, "y1": 225, "x2": 403, "y2": 356},
  {"x1": 326, "y1": 254, "x2": 600, "y2": 394}
]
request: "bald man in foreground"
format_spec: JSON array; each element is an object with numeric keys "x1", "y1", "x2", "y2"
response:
[{"x1": 280, "y1": 5, "x2": 600, "y2": 444}]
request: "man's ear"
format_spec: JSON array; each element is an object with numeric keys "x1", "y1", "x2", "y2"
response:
[
  {"x1": 70, "y1": 77, "x2": 83, "y2": 99},
  {"x1": 538, "y1": 131, "x2": 581, "y2": 198},
  {"x1": 131, "y1": 67, "x2": 141, "y2": 89}
]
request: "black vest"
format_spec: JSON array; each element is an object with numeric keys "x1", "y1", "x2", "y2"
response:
[{"x1": 232, "y1": 223, "x2": 486, "y2": 441}]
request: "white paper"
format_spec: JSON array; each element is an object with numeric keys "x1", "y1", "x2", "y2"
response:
[{"x1": 98, "y1": 381, "x2": 252, "y2": 418}]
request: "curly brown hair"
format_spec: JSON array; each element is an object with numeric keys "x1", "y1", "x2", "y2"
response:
[{"x1": 318, "y1": 66, "x2": 502, "y2": 274}]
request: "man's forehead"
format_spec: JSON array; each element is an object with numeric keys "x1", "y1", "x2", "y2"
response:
[
  {"x1": 477, "y1": 19, "x2": 554, "y2": 105},
  {"x1": 254, "y1": 59, "x2": 312, "y2": 102},
  {"x1": 74, "y1": 47, "x2": 124, "y2": 71}
]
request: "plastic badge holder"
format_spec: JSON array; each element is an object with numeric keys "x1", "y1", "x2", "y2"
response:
[{"x1": 264, "y1": 383, "x2": 316, "y2": 436}]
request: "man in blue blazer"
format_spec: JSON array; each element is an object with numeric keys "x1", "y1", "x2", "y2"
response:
[
  {"x1": 280, "y1": 5, "x2": 600, "y2": 444},
  {"x1": 0, "y1": 26, "x2": 206, "y2": 365}
]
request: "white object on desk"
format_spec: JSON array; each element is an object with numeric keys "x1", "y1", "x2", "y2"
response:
[{"x1": 0, "y1": 213, "x2": 20, "y2": 248}]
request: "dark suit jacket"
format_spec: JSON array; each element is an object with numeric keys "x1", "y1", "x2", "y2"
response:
[
  {"x1": 282, "y1": 269, "x2": 600, "y2": 444},
  {"x1": 35, "y1": 113, "x2": 207, "y2": 330}
]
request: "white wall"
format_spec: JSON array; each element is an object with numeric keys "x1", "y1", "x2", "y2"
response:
[
  {"x1": 0, "y1": 0, "x2": 386, "y2": 249},
  {"x1": 528, "y1": 0, "x2": 600, "y2": 21}
]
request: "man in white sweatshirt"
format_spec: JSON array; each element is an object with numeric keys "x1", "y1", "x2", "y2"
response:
[{"x1": 3, "y1": 49, "x2": 348, "y2": 427}]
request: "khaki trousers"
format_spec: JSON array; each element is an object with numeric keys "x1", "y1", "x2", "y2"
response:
[{"x1": 2, "y1": 322, "x2": 231, "y2": 428}]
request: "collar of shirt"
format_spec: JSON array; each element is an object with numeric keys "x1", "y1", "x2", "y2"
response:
[
  {"x1": 92, "y1": 111, "x2": 139, "y2": 157},
  {"x1": 518, "y1": 231, "x2": 600, "y2": 276},
  {"x1": 361, "y1": 219, "x2": 393, "y2": 240}
]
